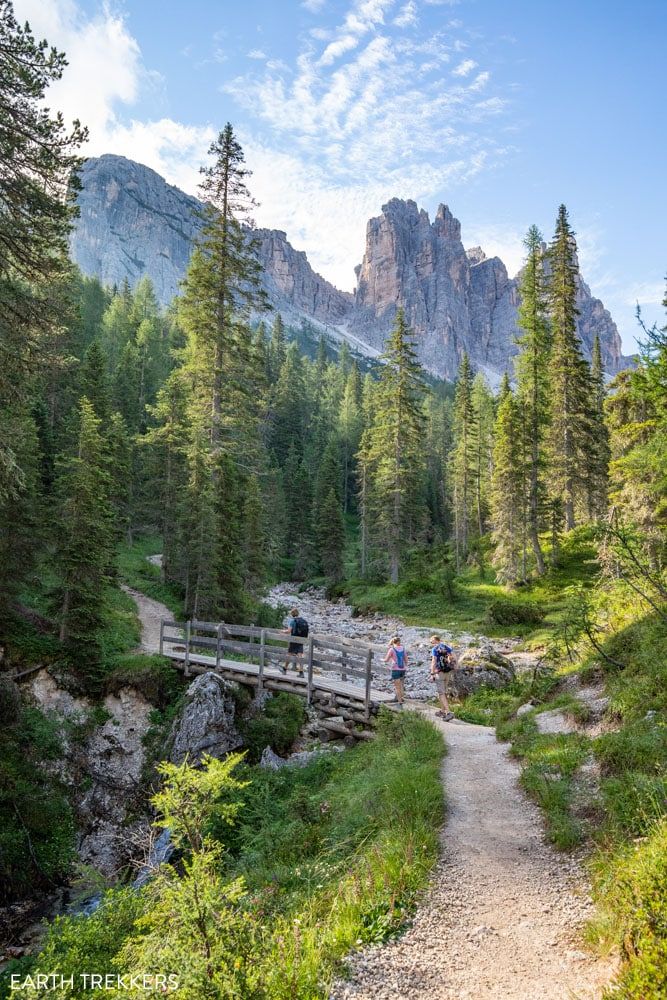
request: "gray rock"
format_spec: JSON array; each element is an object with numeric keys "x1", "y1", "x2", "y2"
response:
[
  {"x1": 516, "y1": 702, "x2": 534, "y2": 717},
  {"x1": 170, "y1": 673, "x2": 242, "y2": 765},
  {"x1": 535, "y1": 709, "x2": 579, "y2": 735},
  {"x1": 259, "y1": 744, "x2": 344, "y2": 770},
  {"x1": 70, "y1": 158, "x2": 631, "y2": 383}
]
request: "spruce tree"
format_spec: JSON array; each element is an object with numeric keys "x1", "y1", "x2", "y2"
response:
[
  {"x1": 55, "y1": 398, "x2": 112, "y2": 677},
  {"x1": 490, "y1": 376, "x2": 523, "y2": 583},
  {"x1": 516, "y1": 225, "x2": 550, "y2": 574},
  {"x1": 361, "y1": 309, "x2": 426, "y2": 583},
  {"x1": 319, "y1": 488, "x2": 346, "y2": 582},
  {"x1": 242, "y1": 475, "x2": 267, "y2": 595},
  {"x1": 585, "y1": 335, "x2": 610, "y2": 520},
  {"x1": 545, "y1": 205, "x2": 591, "y2": 531},
  {"x1": 452, "y1": 352, "x2": 475, "y2": 567},
  {"x1": 0, "y1": 2, "x2": 85, "y2": 500},
  {"x1": 338, "y1": 365, "x2": 363, "y2": 513}
]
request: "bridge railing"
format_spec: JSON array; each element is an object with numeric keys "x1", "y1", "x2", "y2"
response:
[{"x1": 159, "y1": 619, "x2": 375, "y2": 719}]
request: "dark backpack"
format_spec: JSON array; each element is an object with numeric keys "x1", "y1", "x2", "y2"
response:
[
  {"x1": 292, "y1": 617, "x2": 309, "y2": 638},
  {"x1": 433, "y1": 643, "x2": 454, "y2": 672}
]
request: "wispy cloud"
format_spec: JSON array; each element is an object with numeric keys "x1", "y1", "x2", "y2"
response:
[
  {"x1": 302, "y1": 0, "x2": 327, "y2": 10},
  {"x1": 452, "y1": 57, "x2": 476, "y2": 76},
  {"x1": 247, "y1": 48, "x2": 267, "y2": 60},
  {"x1": 394, "y1": 2, "x2": 417, "y2": 28}
]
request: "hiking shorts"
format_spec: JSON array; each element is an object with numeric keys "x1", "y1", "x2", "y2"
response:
[
  {"x1": 391, "y1": 669, "x2": 406, "y2": 681},
  {"x1": 434, "y1": 672, "x2": 448, "y2": 694},
  {"x1": 288, "y1": 642, "x2": 303, "y2": 655}
]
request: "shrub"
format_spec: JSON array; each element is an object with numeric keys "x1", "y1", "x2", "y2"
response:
[
  {"x1": 104, "y1": 654, "x2": 184, "y2": 709},
  {"x1": 238, "y1": 693, "x2": 306, "y2": 762},
  {"x1": 486, "y1": 598, "x2": 545, "y2": 627}
]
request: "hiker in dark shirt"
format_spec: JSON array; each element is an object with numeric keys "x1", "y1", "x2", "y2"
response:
[
  {"x1": 281, "y1": 606, "x2": 309, "y2": 676},
  {"x1": 430, "y1": 633, "x2": 455, "y2": 721}
]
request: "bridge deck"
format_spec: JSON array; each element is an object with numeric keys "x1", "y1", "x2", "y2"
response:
[{"x1": 168, "y1": 650, "x2": 394, "y2": 707}]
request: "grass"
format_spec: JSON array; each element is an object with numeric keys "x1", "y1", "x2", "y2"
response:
[
  {"x1": 117, "y1": 534, "x2": 183, "y2": 616},
  {"x1": 339, "y1": 527, "x2": 600, "y2": 646}
]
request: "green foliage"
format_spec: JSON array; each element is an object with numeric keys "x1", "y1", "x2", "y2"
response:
[
  {"x1": 237, "y1": 693, "x2": 306, "y2": 762},
  {"x1": 0, "y1": 704, "x2": 75, "y2": 903},
  {"x1": 20, "y1": 713, "x2": 444, "y2": 1000},
  {"x1": 486, "y1": 598, "x2": 546, "y2": 626},
  {"x1": 596, "y1": 819, "x2": 667, "y2": 999},
  {"x1": 117, "y1": 534, "x2": 182, "y2": 615},
  {"x1": 104, "y1": 654, "x2": 184, "y2": 708}
]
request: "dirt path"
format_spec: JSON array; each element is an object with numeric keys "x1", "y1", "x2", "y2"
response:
[
  {"x1": 331, "y1": 707, "x2": 615, "y2": 1000},
  {"x1": 121, "y1": 584, "x2": 172, "y2": 655}
]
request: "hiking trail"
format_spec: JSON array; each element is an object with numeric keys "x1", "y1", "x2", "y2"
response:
[{"x1": 125, "y1": 573, "x2": 617, "y2": 998}]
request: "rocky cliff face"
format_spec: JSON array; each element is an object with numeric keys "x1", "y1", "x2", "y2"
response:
[
  {"x1": 70, "y1": 156, "x2": 628, "y2": 381},
  {"x1": 350, "y1": 198, "x2": 625, "y2": 380}
]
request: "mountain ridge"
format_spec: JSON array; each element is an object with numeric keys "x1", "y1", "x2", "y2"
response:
[{"x1": 70, "y1": 154, "x2": 630, "y2": 381}]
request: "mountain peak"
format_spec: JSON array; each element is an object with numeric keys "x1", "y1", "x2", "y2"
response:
[{"x1": 70, "y1": 155, "x2": 627, "y2": 382}]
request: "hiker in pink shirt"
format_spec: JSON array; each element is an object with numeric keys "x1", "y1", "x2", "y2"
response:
[{"x1": 383, "y1": 635, "x2": 408, "y2": 708}]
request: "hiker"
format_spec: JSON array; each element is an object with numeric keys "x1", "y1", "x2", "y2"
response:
[
  {"x1": 383, "y1": 635, "x2": 408, "y2": 707},
  {"x1": 430, "y1": 634, "x2": 455, "y2": 721},
  {"x1": 281, "y1": 607, "x2": 309, "y2": 676}
]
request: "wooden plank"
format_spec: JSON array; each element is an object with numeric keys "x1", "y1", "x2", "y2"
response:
[
  {"x1": 364, "y1": 648, "x2": 373, "y2": 721},
  {"x1": 184, "y1": 621, "x2": 191, "y2": 677},
  {"x1": 161, "y1": 619, "x2": 182, "y2": 629},
  {"x1": 258, "y1": 628, "x2": 266, "y2": 692},
  {"x1": 306, "y1": 634, "x2": 314, "y2": 705},
  {"x1": 159, "y1": 619, "x2": 164, "y2": 656}
]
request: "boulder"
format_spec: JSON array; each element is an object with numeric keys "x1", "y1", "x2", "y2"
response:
[{"x1": 170, "y1": 673, "x2": 242, "y2": 765}]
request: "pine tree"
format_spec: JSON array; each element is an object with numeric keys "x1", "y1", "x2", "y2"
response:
[
  {"x1": 361, "y1": 309, "x2": 426, "y2": 583},
  {"x1": 545, "y1": 205, "x2": 591, "y2": 531},
  {"x1": 585, "y1": 335, "x2": 610, "y2": 520},
  {"x1": 516, "y1": 225, "x2": 550, "y2": 574},
  {"x1": 105, "y1": 412, "x2": 132, "y2": 546},
  {"x1": 80, "y1": 341, "x2": 111, "y2": 422},
  {"x1": 0, "y1": 409, "x2": 42, "y2": 620},
  {"x1": 338, "y1": 365, "x2": 363, "y2": 513},
  {"x1": 180, "y1": 123, "x2": 268, "y2": 452},
  {"x1": 319, "y1": 488, "x2": 346, "y2": 582},
  {"x1": 55, "y1": 398, "x2": 112, "y2": 677},
  {"x1": 471, "y1": 374, "x2": 494, "y2": 539},
  {"x1": 490, "y1": 376, "x2": 523, "y2": 583},
  {"x1": 0, "y1": 3, "x2": 85, "y2": 498},
  {"x1": 452, "y1": 352, "x2": 475, "y2": 568},
  {"x1": 242, "y1": 475, "x2": 267, "y2": 595}
]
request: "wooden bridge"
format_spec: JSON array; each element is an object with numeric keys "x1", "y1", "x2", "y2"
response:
[{"x1": 159, "y1": 619, "x2": 395, "y2": 739}]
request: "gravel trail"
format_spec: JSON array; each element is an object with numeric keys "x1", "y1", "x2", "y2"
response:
[
  {"x1": 120, "y1": 584, "x2": 172, "y2": 655},
  {"x1": 331, "y1": 707, "x2": 616, "y2": 1000}
]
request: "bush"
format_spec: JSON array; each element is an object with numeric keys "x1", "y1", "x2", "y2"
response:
[
  {"x1": 486, "y1": 598, "x2": 545, "y2": 626},
  {"x1": 594, "y1": 720, "x2": 667, "y2": 775},
  {"x1": 238, "y1": 693, "x2": 306, "y2": 762},
  {"x1": 104, "y1": 654, "x2": 185, "y2": 709}
]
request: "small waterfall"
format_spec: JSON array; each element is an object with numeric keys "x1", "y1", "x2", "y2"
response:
[
  {"x1": 132, "y1": 827, "x2": 174, "y2": 888},
  {"x1": 70, "y1": 827, "x2": 173, "y2": 915}
]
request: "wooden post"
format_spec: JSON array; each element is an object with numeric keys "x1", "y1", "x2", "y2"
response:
[
  {"x1": 341, "y1": 647, "x2": 348, "y2": 682},
  {"x1": 159, "y1": 619, "x2": 164, "y2": 656},
  {"x1": 184, "y1": 620, "x2": 191, "y2": 678},
  {"x1": 216, "y1": 623, "x2": 223, "y2": 671},
  {"x1": 364, "y1": 648, "x2": 372, "y2": 722},
  {"x1": 258, "y1": 628, "x2": 266, "y2": 693},
  {"x1": 306, "y1": 635, "x2": 315, "y2": 705}
]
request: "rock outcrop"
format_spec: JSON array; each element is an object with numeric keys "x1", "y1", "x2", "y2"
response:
[
  {"x1": 169, "y1": 672, "x2": 242, "y2": 765},
  {"x1": 70, "y1": 156, "x2": 630, "y2": 382}
]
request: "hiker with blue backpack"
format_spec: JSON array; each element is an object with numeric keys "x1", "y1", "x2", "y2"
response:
[
  {"x1": 383, "y1": 635, "x2": 408, "y2": 708},
  {"x1": 281, "y1": 607, "x2": 309, "y2": 676},
  {"x1": 430, "y1": 634, "x2": 455, "y2": 721}
]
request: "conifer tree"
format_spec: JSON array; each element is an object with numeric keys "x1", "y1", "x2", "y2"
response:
[
  {"x1": 339, "y1": 365, "x2": 363, "y2": 513},
  {"x1": 585, "y1": 334, "x2": 610, "y2": 520},
  {"x1": 0, "y1": 3, "x2": 85, "y2": 498},
  {"x1": 545, "y1": 205, "x2": 591, "y2": 531},
  {"x1": 452, "y1": 352, "x2": 475, "y2": 567},
  {"x1": 55, "y1": 398, "x2": 112, "y2": 676},
  {"x1": 471, "y1": 374, "x2": 494, "y2": 539},
  {"x1": 490, "y1": 376, "x2": 523, "y2": 583},
  {"x1": 318, "y1": 488, "x2": 346, "y2": 582},
  {"x1": 0, "y1": 410, "x2": 42, "y2": 620},
  {"x1": 361, "y1": 309, "x2": 426, "y2": 583},
  {"x1": 242, "y1": 475, "x2": 267, "y2": 595},
  {"x1": 357, "y1": 375, "x2": 377, "y2": 578},
  {"x1": 516, "y1": 225, "x2": 550, "y2": 574},
  {"x1": 80, "y1": 341, "x2": 111, "y2": 422}
]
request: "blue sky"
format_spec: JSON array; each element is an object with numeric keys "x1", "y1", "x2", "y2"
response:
[{"x1": 16, "y1": 0, "x2": 667, "y2": 351}]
